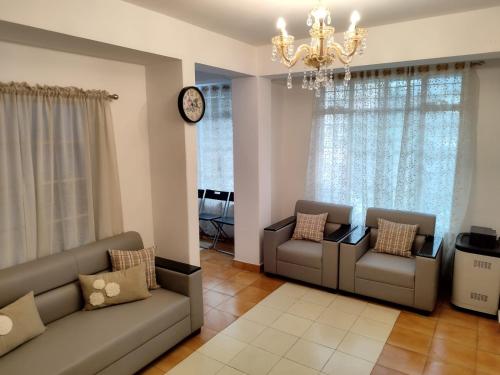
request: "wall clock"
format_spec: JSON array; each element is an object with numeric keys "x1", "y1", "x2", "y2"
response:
[{"x1": 178, "y1": 86, "x2": 206, "y2": 124}]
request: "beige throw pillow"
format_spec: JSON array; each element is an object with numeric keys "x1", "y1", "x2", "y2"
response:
[
  {"x1": 374, "y1": 218, "x2": 418, "y2": 258},
  {"x1": 79, "y1": 263, "x2": 151, "y2": 311},
  {"x1": 292, "y1": 212, "x2": 328, "y2": 243},
  {"x1": 0, "y1": 292, "x2": 46, "y2": 357},
  {"x1": 109, "y1": 247, "x2": 159, "y2": 289}
]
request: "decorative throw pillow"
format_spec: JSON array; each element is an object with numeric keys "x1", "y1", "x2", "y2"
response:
[
  {"x1": 292, "y1": 212, "x2": 328, "y2": 242},
  {"x1": 108, "y1": 247, "x2": 159, "y2": 289},
  {"x1": 79, "y1": 263, "x2": 151, "y2": 311},
  {"x1": 0, "y1": 292, "x2": 46, "y2": 357},
  {"x1": 374, "y1": 218, "x2": 418, "y2": 258}
]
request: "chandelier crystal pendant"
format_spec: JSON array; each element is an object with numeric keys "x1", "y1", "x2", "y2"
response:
[{"x1": 271, "y1": 1, "x2": 367, "y2": 96}]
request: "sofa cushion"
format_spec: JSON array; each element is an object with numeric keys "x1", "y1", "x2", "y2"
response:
[
  {"x1": 79, "y1": 263, "x2": 151, "y2": 310},
  {"x1": 0, "y1": 292, "x2": 46, "y2": 357},
  {"x1": 277, "y1": 240, "x2": 322, "y2": 269},
  {"x1": 374, "y1": 219, "x2": 418, "y2": 258},
  {"x1": 0, "y1": 288, "x2": 190, "y2": 375},
  {"x1": 356, "y1": 250, "x2": 415, "y2": 288},
  {"x1": 292, "y1": 212, "x2": 328, "y2": 242}
]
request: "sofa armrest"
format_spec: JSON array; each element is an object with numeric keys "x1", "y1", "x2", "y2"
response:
[
  {"x1": 155, "y1": 257, "x2": 203, "y2": 332},
  {"x1": 264, "y1": 216, "x2": 295, "y2": 231},
  {"x1": 416, "y1": 236, "x2": 443, "y2": 259},
  {"x1": 263, "y1": 219, "x2": 295, "y2": 274},
  {"x1": 324, "y1": 224, "x2": 356, "y2": 243},
  {"x1": 338, "y1": 227, "x2": 371, "y2": 292}
]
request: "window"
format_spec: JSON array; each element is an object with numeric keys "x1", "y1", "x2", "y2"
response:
[
  {"x1": 306, "y1": 68, "x2": 476, "y2": 236},
  {"x1": 0, "y1": 84, "x2": 123, "y2": 268},
  {"x1": 197, "y1": 84, "x2": 234, "y2": 191}
]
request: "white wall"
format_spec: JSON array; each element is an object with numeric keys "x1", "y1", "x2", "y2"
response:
[
  {"x1": 0, "y1": 0, "x2": 257, "y2": 77},
  {"x1": 271, "y1": 64, "x2": 500, "y2": 235},
  {"x1": 232, "y1": 77, "x2": 272, "y2": 265},
  {"x1": 464, "y1": 62, "x2": 500, "y2": 232},
  {"x1": 270, "y1": 81, "x2": 313, "y2": 221},
  {"x1": 0, "y1": 40, "x2": 154, "y2": 246}
]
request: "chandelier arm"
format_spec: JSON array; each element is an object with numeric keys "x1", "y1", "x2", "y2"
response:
[
  {"x1": 278, "y1": 43, "x2": 312, "y2": 68},
  {"x1": 327, "y1": 40, "x2": 360, "y2": 65}
]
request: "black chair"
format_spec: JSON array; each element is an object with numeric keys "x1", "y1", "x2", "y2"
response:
[
  {"x1": 198, "y1": 189, "x2": 205, "y2": 212},
  {"x1": 199, "y1": 189, "x2": 230, "y2": 248},
  {"x1": 212, "y1": 192, "x2": 234, "y2": 253}
]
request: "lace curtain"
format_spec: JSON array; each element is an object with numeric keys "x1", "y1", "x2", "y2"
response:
[
  {"x1": 0, "y1": 82, "x2": 123, "y2": 269},
  {"x1": 197, "y1": 84, "x2": 234, "y2": 236},
  {"x1": 197, "y1": 84, "x2": 234, "y2": 192},
  {"x1": 306, "y1": 67, "x2": 478, "y2": 273}
]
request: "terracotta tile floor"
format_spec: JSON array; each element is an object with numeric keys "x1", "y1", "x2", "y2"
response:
[{"x1": 139, "y1": 249, "x2": 500, "y2": 375}]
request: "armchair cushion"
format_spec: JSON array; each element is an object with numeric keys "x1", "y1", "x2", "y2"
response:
[
  {"x1": 356, "y1": 250, "x2": 416, "y2": 288},
  {"x1": 292, "y1": 212, "x2": 328, "y2": 242},
  {"x1": 277, "y1": 240, "x2": 322, "y2": 269},
  {"x1": 374, "y1": 219, "x2": 418, "y2": 258},
  {"x1": 370, "y1": 229, "x2": 426, "y2": 254}
]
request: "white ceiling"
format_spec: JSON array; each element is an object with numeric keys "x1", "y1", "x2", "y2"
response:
[{"x1": 123, "y1": 0, "x2": 499, "y2": 45}]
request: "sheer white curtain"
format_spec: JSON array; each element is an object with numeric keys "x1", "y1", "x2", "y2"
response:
[
  {"x1": 306, "y1": 67, "x2": 478, "y2": 272},
  {"x1": 197, "y1": 84, "x2": 234, "y2": 236},
  {"x1": 197, "y1": 84, "x2": 234, "y2": 192},
  {"x1": 0, "y1": 83, "x2": 123, "y2": 269}
]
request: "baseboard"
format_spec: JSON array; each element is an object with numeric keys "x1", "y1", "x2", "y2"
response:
[{"x1": 232, "y1": 259, "x2": 263, "y2": 273}]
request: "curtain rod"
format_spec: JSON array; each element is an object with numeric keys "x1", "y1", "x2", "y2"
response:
[
  {"x1": 322, "y1": 61, "x2": 485, "y2": 80},
  {"x1": 108, "y1": 94, "x2": 119, "y2": 100}
]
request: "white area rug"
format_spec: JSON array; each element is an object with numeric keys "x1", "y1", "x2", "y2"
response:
[{"x1": 167, "y1": 282, "x2": 400, "y2": 375}]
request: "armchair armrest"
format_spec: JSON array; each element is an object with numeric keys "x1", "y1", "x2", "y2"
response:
[
  {"x1": 155, "y1": 257, "x2": 203, "y2": 332},
  {"x1": 264, "y1": 216, "x2": 295, "y2": 231},
  {"x1": 416, "y1": 236, "x2": 443, "y2": 259},
  {"x1": 341, "y1": 226, "x2": 370, "y2": 245},
  {"x1": 414, "y1": 238, "x2": 443, "y2": 312},
  {"x1": 263, "y1": 217, "x2": 295, "y2": 274},
  {"x1": 324, "y1": 224, "x2": 356, "y2": 242},
  {"x1": 338, "y1": 227, "x2": 370, "y2": 293}
]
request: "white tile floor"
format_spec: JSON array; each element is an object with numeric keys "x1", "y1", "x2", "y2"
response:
[{"x1": 167, "y1": 282, "x2": 400, "y2": 375}]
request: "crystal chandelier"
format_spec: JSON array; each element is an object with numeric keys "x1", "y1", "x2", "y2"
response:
[{"x1": 271, "y1": 1, "x2": 367, "y2": 96}]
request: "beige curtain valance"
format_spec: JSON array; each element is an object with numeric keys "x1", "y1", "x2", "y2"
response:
[{"x1": 0, "y1": 81, "x2": 114, "y2": 100}]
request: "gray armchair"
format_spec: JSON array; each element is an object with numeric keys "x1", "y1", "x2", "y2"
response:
[
  {"x1": 339, "y1": 208, "x2": 443, "y2": 312},
  {"x1": 263, "y1": 200, "x2": 353, "y2": 289}
]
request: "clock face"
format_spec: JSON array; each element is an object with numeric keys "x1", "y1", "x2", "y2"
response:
[{"x1": 179, "y1": 87, "x2": 205, "y2": 123}]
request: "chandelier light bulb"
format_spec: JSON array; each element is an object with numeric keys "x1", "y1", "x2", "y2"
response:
[
  {"x1": 276, "y1": 17, "x2": 286, "y2": 31},
  {"x1": 349, "y1": 10, "x2": 361, "y2": 31},
  {"x1": 313, "y1": 7, "x2": 328, "y2": 22}
]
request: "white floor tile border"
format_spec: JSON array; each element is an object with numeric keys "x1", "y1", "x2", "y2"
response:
[{"x1": 167, "y1": 282, "x2": 400, "y2": 375}]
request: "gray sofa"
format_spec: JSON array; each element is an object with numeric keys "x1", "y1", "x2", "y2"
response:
[
  {"x1": 339, "y1": 208, "x2": 443, "y2": 312},
  {"x1": 0, "y1": 231, "x2": 203, "y2": 375},
  {"x1": 263, "y1": 200, "x2": 354, "y2": 289}
]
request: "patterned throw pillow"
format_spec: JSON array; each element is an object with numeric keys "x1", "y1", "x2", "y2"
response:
[
  {"x1": 0, "y1": 292, "x2": 46, "y2": 357},
  {"x1": 374, "y1": 219, "x2": 418, "y2": 258},
  {"x1": 109, "y1": 247, "x2": 159, "y2": 289},
  {"x1": 79, "y1": 263, "x2": 151, "y2": 311},
  {"x1": 292, "y1": 212, "x2": 328, "y2": 243}
]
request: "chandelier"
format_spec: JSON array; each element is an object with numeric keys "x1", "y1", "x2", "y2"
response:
[{"x1": 271, "y1": 1, "x2": 367, "y2": 96}]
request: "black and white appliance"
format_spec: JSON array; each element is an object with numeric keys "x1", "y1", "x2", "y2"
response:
[{"x1": 452, "y1": 232, "x2": 500, "y2": 316}]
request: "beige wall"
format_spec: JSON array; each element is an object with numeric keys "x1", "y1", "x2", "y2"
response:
[
  {"x1": 0, "y1": 40, "x2": 154, "y2": 246},
  {"x1": 270, "y1": 64, "x2": 500, "y2": 235}
]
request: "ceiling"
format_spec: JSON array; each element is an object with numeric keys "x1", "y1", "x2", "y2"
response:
[{"x1": 123, "y1": 0, "x2": 499, "y2": 45}]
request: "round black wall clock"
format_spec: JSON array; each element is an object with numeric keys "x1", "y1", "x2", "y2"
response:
[{"x1": 178, "y1": 86, "x2": 205, "y2": 124}]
